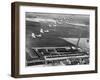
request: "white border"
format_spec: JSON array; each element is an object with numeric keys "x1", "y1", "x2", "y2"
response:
[{"x1": 19, "y1": 6, "x2": 95, "y2": 74}]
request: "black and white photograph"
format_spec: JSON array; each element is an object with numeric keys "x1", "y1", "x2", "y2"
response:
[
  {"x1": 11, "y1": 2, "x2": 97, "y2": 77},
  {"x1": 25, "y1": 12, "x2": 90, "y2": 67}
]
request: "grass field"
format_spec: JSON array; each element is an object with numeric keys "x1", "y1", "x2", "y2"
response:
[{"x1": 26, "y1": 21, "x2": 89, "y2": 49}]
